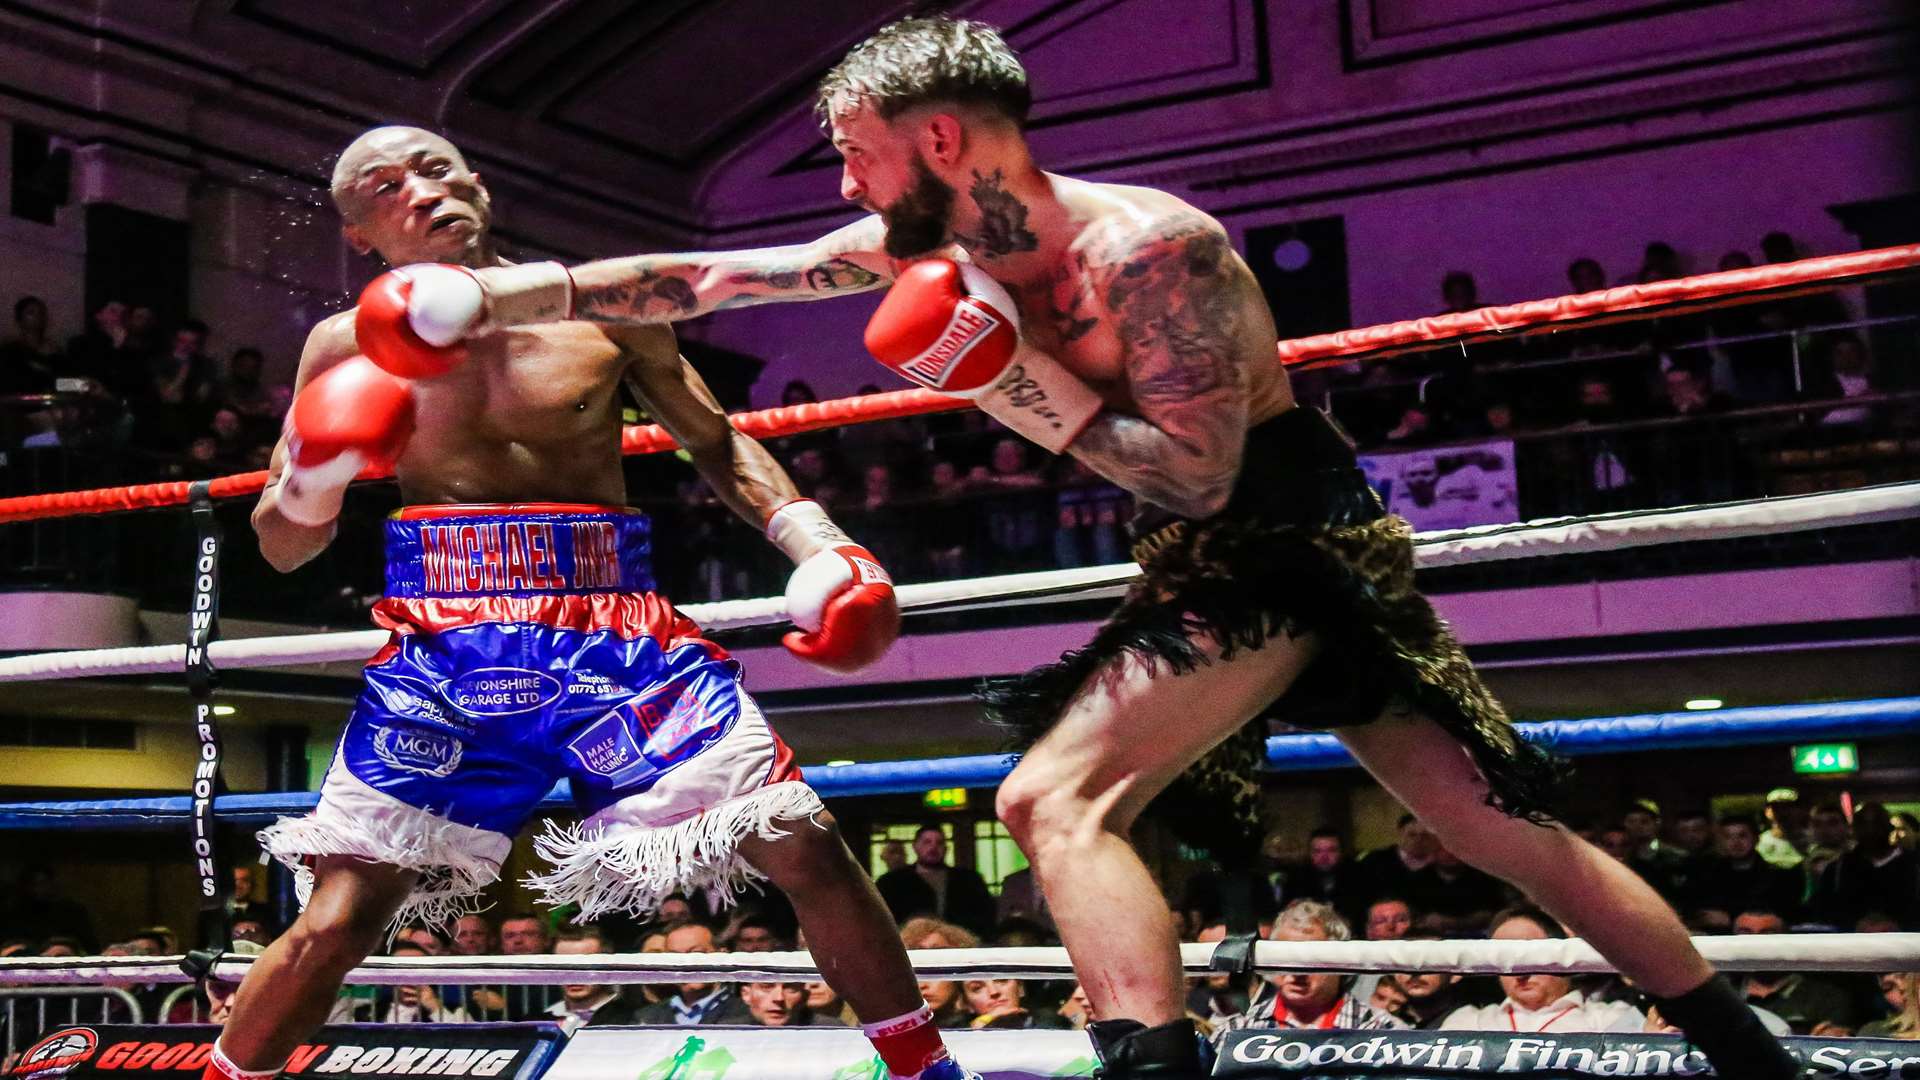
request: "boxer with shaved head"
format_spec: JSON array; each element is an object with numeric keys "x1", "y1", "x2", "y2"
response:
[{"x1": 205, "y1": 126, "x2": 976, "y2": 1080}]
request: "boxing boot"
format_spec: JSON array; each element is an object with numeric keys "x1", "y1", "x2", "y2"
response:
[
  {"x1": 1087, "y1": 1018, "x2": 1210, "y2": 1080},
  {"x1": 1649, "y1": 974, "x2": 1803, "y2": 1079}
]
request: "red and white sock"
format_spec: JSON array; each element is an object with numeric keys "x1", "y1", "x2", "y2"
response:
[
  {"x1": 862, "y1": 1004, "x2": 952, "y2": 1079},
  {"x1": 204, "y1": 1040, "x2": 282, "y2": 1080}
]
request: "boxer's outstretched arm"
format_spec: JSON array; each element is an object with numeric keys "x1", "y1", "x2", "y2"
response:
[
  {"x1": 1064, "y1": 216, "x2": 1269, "y2": 520},
  {"x1": 571, "y1": 216, "x2": 895, "y2": 325},
  {"x1": 253, "y1": 314, "x2": 360, "y2": 571},
  {"x1": 611, "y1": 325, "x2": 803, "y2": 533}
]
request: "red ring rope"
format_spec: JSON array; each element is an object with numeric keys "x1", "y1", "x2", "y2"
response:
[{"x1": 1, "y1": 244, "x2": 1913, "y2": 525}]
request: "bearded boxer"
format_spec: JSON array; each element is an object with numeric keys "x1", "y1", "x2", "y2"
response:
[
  {"x1": 206, "y1": 126, "x2": 975, "y2": 1080},
  {"x1": 349, "y1": 20, "x2": 1798, "y2": 1080}
]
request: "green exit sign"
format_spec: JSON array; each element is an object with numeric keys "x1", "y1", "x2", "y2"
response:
[
  {"x1": 923, "y1": 787, "x2": 969, "y2": 810},
  {"x1": 1792, "y1": 743, "x2": 1859, "y2": 775}
]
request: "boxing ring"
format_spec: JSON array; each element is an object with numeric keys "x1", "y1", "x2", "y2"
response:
[{"x1": 2, "y1": 247, "x2": 1919, "y2": 1078}]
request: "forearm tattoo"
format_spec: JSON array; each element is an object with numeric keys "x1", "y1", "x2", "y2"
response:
[
  {"x1": 1068, "y1": 216, "x2": 1254, "y2": 518},
  {"x1": 572, "y1": 250, "x2": 888, "y2": 324}
]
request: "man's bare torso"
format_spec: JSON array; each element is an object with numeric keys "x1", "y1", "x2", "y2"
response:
[
  {"x1": 964, "y1": 175, "x2": 1294, "y2": 427},
  {"x1": 306, "y1": 312, "x2": 640, "y2": 506}
]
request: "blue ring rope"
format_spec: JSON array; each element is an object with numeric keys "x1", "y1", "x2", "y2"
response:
[{"x1": 2, "y1": 696, "x2": 1912, "y2": 829}]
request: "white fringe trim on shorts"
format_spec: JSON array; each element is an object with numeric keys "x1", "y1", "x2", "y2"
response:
[
  {"x1": 525, "y1": 779, "x2": 825, "y2": 921},
  {"x1": 257, "y1": 770, "x2": 510, "y2": 932}
]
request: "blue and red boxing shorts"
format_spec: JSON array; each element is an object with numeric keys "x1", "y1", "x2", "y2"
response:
[{"x1": 258, "y1": 503, "x2": 819, "y2": 925}]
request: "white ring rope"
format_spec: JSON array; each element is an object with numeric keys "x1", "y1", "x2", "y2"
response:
[
  {"x1": 2, "y1": 934, "x2": 1915, "y2": 987},
  {"x1": 0, "y1": 481, "x2": 1912, "y2": 684}
]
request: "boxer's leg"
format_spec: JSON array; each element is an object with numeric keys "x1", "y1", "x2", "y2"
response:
[
  {"x1": 739, "y1": 813, "x2": 968, "y2": 1078},
  {"x1": 1338, "y1": 711, "x2": 1798, "y2": 1079},
  {"x1": 739, "y1": 813, "x2": 923, "y2": 1020},
  {"x1": 995, "y1": 634, "x2": 1319, "y2": 1027},
  {"x1": 214, "y1": 856, "x2": 417, "y2": 1074}
]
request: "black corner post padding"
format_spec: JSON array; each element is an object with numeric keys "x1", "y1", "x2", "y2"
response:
[
  {"x1": 1207, "y1": 931, "x2": 1260, "y2": 976},
  {"x1": 186, "y1": 480, "x2": 232, "y2": 946}
]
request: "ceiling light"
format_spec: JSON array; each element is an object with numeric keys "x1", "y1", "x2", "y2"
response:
[
  {"x1": 1683, "y1": 698, "x2": 1723, "y2": 711},
  {"x1": 826, "y1": 759, "x2": 856, "y2": 767},
  {"x1": 212, "y1": 704, "x2": 237, "y2": 716}
]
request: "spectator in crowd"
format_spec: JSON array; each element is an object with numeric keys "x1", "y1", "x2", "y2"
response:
[
  {"x1": 64, "y1": 299, "x2": 127, "y2": 387},
  {"x1": 781, "y1": 380, "x2": 819, "y2": 407},
  {"x1": 200, "y1": 940, "x2": 267, "y2": 1025},
  {"x1": 877, "y1": 825, "x2": 997, "y2": 938},
  {"x1": 964, "y1": 978, "x2": 1069, "y2": 1030},
  {"x1": 1807, "y1": 802, "x2": 1918, "y2": 930},
  {"x1": 137, "y1": 317, "x2": 217, "y2": 450},
  {"x1": 1, "y1": 295, "x2": 61, "y2": 394},
  {"x1": 1353, "y1": 815, "x2": 1436, "y2": 907},
  {"x1": 900, "y1": 917, "x2": 980, "y2": 1028},
  {"x1": 1640, "y1": 242, "x2": 1683, "y2": 283},
  {"x1": 538, "y1": 925, "x2": 634, "y2": 1031},
  {"x1": 494, "y1": 911, "x2": 562, "y2": 1020},
  {"x1": 1806, "y1": 802, "x2": 1854, "y2": 880},
  {"x1": 218, "y1": 347, "x2": 277, "y2": 422},
  {"x1": 1058, "y1": 983, "x2": 1094, "y2": 1030},
  {"x1": 1895, "y1": 813, "x2": 1919, "y2": 855},
  {"x1": 1685, "y1": 815, "x2": 1803, "y2": 927},
  {"x1": 1598, "y1": 824, "x2": 1634, "y2": 863},
  {"x1": 631, "y1": 922, "x2": 750, "y2": 1026},
  {"x1": 741, "y1": 981, "x2": 836, "y2": 1026},
  {"x1": 1051, "y1": 458, "x2": 1128, "y2": 569},
  {"x1": 451, "y1": 914, "x2": 495, "y2": 956},
  {"x1": 1808, "y1": 334, "x2": 1880, "y2": 428},
  {"x1": 1657, "y1": 365, "x2": 1733, "y2": 419},
  {"x1": 1858, "y1": 973, "x2": 1918, "y2": 1039},
  {"x1": 1440, "y1": 271, "x2": 1479, "y2": 314},
  {"x1": 1567, "y1": 258, "x2": 1606, "y2": 295},
  {"x1": 726, "y1": 916, "x2": 785, "y2": 953},
  {"x1": 996, "y1": 864, "x2": 1048, "y2": 928},
  {"x1": 1273, "y1": 828, "x2": 1365, "y2": 925},
  {"x1": 879, "y1": 840, "x2": 909, "y2": 874},
  {"x1": 1441, "y1": 907, "x2": 1645, "y2": 1033},
  {"x1": 804, "y1": 979, "x2": 857, "y2": 1027},
  {"x1": 373, "y1": 943, "x2": 468, "y2": 1023},
  {"x1": 1213, "y1": 900, "x2": 1406, "y2": 1038},
  {"x1": 39, "y1": 936, "x2": 82, "y2": 956},
  {"x1": 1406, "y1": 844, "x2": 1506, "y2": 935},
  {"x1": 5, "y1": 866, "x2": 97, "y2": 951},
  {"x1": 396, "y1": 923, "x2": 450, "y2": 955},
  {"x1": 1760, "y1": 789, "x2": 1808, "y2": 869},
  {"x1": 230, "y1": 917, "x2": 274, "y2": 947},
  {"x1": 975, "y1": 437, "x2": 1048, "y2": 571},
  {"x1": 1391, "y1": 965, "x2": 1473, "y2": 1029},
  {"x1": 1733, "y1": 908, "x2": 1858, "y2": 1033},
  {"x1": 1185, "y1": 922, "x2": 1250, "y2": 1022},
  {"x1": 1670, "y1": 808, "x2": 1714, "y2": 859},
  {"x1": 1348, "y1": 898, "x2": 1414, "y2": 1008},
  {"x1": 1365, "y1": 898, "x2": 1413, "y2": 942}
]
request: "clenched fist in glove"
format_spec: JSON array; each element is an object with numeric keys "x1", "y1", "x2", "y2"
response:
[
  {"x1": 277, "y1": 356, "x2": 414, "y2": 527},
  {"x1": 864, "y1": 259, "x2": 1103, "y2": 453},
  {"x1": 765, "y1": 499, "x2": 899, "y2": 672},
  {"x1": 355, "y1": 262, "x2": 575, "y2": 377}
]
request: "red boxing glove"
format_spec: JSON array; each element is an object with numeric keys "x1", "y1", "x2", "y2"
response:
[
  {"x1": 356, "y1": 261, "x2": 575, "y2": 378},
  {"x1": 355, "y1": 264, "x2": 483, "y2": 378},
  {"x1": 865, "y1": 259, "x2": 1103, "y2": 453},
  {"x1": 278, "y1": 356, "x2": 414, "y2": 526},
  {"x1": 767, "y1": 500, "x2": 899, "y2": 673}
]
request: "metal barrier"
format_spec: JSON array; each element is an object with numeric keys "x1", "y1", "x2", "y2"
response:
[{"x1": 2, "y1": 986, "x2": 143, "y2": 1056}]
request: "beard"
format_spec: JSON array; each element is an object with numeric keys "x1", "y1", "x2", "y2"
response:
[{"x1": 881, "y1": 157, "x2": 956, "y2": 259}]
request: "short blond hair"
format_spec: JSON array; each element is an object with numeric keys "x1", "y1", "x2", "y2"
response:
[
  {"x1": 900, "y1": 917, "x2": 980, "y2": 950},
  {"x1": 1272, "y1": 899, "x2": 1352, "y2": 942}
]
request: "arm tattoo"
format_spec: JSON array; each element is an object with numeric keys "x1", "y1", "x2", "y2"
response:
[
  {"x1": 955, "y1": 168, "x2": 1039, "y2": 256},
  {"x1": 577, "y1": 270, "x2": 700, "y2": 321},
  {"x1": 1067, "y1": 216, "x2": 1255, "y2": 519},
  {"x1": 566, "y1": 242, "x2": 892, "y2": 324}
]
